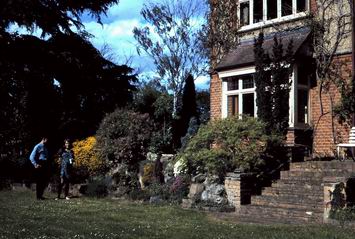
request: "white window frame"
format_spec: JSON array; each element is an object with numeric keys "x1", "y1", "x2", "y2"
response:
[
  {"x1": 293, "y1": 64, "x2": 310, "y2": 127},
  {"x1": 218, "y1": 65, "x2": 307, "y2": 128},
  {"x1": 219, "y1": 67, "x2": 257, "y2": 119},
  {"x1": 238, "y1": 0, "x2": 309, "y2": 32}
]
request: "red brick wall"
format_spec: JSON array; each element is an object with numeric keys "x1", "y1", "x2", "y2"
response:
[
  {"x1": 310, "y1": 54, "x2": 352, "y2": 156},
  {"x1": 210, "y1": 73, "x2": 222, "y2": 120}
]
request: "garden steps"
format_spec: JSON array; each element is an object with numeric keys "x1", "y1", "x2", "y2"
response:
[
  {"x1": 237, "y1": 205, "x2": 323, "y2": 224},
  {"x1": 262, "y1": 187, "x2": 323, "y2": 197},
  {"x1": 235, "y1": 160, "x2": 355, "y2": 224},
  {"x1": 280, "y1": 170, "x2": 353, "y2": 179}
]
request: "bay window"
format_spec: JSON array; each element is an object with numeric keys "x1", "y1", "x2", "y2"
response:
[{"x1": 220, "y1": 64, "x2": 310, "y2": 128}]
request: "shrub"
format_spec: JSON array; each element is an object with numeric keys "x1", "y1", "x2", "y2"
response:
[
  {"x1": 142, "y1": 162, "x2": 155, "y2": 186},
  {"x1": 180, "y1": 116, "x2": 279, "y2": 177},
  {"x1": 96, "y1": 109, "x2": 152, "y2": 172},
  {"x1": 72, "y1": 136, "x2": 104, "y2": 181},
  {"x1": 85, "y1": 176, "x2": 110, "y2": 198},
  {"x1": 169, "y1": 175, "x2": 190, "y2": 202}
]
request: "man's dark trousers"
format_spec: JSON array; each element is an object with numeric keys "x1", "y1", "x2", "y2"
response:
[{"x1": 35, "y1": 161, "x2": 49, "y2": 199}]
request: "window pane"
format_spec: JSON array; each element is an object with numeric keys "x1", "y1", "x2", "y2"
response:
[
  {"x1": 243, "y1": 93, "x2": 254, "y2": 117},
  {"x1": 228, "y1": 95, "x2": 239, "y2": 116},
  {"x1": 242, "y1": 76, "x2": 254, "y2": 89},
  {"x1": 297, "y1": 0, "x2": 306, "y2": 13},
  {"x1": 297, "y1": 89, "x2": 308, "y2": 123},
  {"x1": 240, "y1": 2, "x2": 250, "y2": 26},
  {"x1": 227, "y1": 76, "x2": 239, "y2": 91},
  {"x1": 253, "y1": 0, "x2": 263, "y2": 23},
  {"x1": 282, "y1": 0, "x2": 293, "y2": 16},
  {"x1": 267, "y1": 0, "x2": 278, "y2": 20},
  {"x1": 297, "y1": 65, "x2": 308, "y2": 85}
]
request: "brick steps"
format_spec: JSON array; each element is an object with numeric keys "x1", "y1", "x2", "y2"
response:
[
  {"x1": 271, "y1": 180, "x2": 323, "y2": 188},
  {"x1": 290, "y1": 161, "x2": 355, "y2": 171},
  {"x1": 238, "y1": 205, "x2": 323, "y2": 224},
  {"x1": 235, "y1": 161, "x2": 355, "y2": 224},
  {"x1": 263, "y1": 185, "x2": 323, "y2": 195},
  {"x1": 281, "y1": 170, "x2": 352, "y2": 179},
  {"x1": 251, "y1": 196, "x2": 323, "y2": 210}
]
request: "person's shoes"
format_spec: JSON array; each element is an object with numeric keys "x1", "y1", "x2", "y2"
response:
[
  {"x1": 37, "y1": 197, "x2": 45, "y2": 200},
  {"x1": 55, "y1": 197, "x2": 60, "y2": 200},
  {"x1": 65, "y1": 197, "x2": 70, "y2": 200}
]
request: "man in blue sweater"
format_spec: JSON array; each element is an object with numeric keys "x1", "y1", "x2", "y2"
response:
[{"x1": 29, "y1": 137, "x2": 49, "y2": 200}]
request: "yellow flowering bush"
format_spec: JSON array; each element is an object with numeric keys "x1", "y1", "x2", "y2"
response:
[
  {"x1": 72, "y1": 136, "x2": 104, "y2": 178},
  {"x1": 141, "y1": 162, "x2": 155, "y2": 186}
]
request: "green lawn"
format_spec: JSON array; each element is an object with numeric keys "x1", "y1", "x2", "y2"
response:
[{"x1": 0, "y1": 190, "x2": 354, "y2": 239}]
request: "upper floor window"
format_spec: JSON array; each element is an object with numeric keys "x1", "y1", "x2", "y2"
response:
[{"x1": 239, "y1": 0, "x2": 309, "y2": 28}]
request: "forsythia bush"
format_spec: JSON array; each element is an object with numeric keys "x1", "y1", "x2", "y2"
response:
[
  {"x1": 72, "y1": 136, "x2": 104, "y2": 177},
  {"x1": 141, "y1": 162, "x2": 155, "y2": 186}
]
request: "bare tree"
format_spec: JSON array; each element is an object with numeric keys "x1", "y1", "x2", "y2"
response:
[{"x1": 133, "y1": 0, "x2": 208, "y2": 115}]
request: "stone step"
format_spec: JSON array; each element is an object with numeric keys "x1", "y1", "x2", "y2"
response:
[
  {"x1": 252, "y1": 194, "x2": 323, "y2": 205},
  {"x1": 262, "y1": 186, "x2": 323, "y2": 197},
  {"x1": 280, "y1": 170, "x2": 350, "y2": 180},
  {"x1": 275, "y1": 178, "x2": 324, "y2": 186},
  {"x1": 271, "y1": 180, "x2": 324, "y2": 189},
  {"x1": 251, "y1": 196, "x2": 323, "y2": 211},
  {"x1": 238, "y1": 205, "x2": 323, "y2": 224},
  {"x1": 290, "y1": 161, "x2": 355, "y2": 171}
]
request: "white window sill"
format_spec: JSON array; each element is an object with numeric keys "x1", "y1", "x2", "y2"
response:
[{"x1": 239, "y1": 12, "x2": 308, "y2": 33}]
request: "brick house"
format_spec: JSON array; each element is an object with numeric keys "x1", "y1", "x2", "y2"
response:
[{"x1": 210, "y1": 0, "x2": 353, "y2": 157}]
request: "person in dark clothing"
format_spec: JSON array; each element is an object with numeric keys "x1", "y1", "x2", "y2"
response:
[
  {"x1": 56, "y1": 139, "x2": 74, "y2": 200},
  {"x1": 29, "y1": 137, "x2": 49, "y2": 200}
]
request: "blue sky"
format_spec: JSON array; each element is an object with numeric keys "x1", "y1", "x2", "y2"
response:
[{"x1": 81, "y1": 0, "x2": 210, "y2": 90}]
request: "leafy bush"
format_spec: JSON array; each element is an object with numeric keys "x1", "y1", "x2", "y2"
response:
[
  {"x1": 72, "y1": 136, "x2": 104, "y2": 182},
  {"x1": 96, "y1": 109, "x2": 152, "y2": 172},
  {"x1": 180, "y1": 116, "x2": 278, "y2": 177},
  {"x1": 169, "y1": 175, "x2": 190, "y2": 202},
  {"x1": 111, "y1": 164, "x2": 139, "y2": 188},
  {"x1": 330, "y1": 207, "x2": 355, "y2": 226}
]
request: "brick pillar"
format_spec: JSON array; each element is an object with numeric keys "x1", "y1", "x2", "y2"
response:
[
  {"x1": 210, "y1": 73, "x2": 222, "y2": 120},
  {"x1": 224, "y1": 171, "x2": 255, "y2": 212}
]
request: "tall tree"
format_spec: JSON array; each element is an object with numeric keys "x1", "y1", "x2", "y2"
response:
[
  {"x1": 0, "y1": 0, "x2": 136, "y2": 166},
  {"x1": 133, "y1": 0, "x2": 208, "y2": 114},
  {"x1": 254, "y1": 33, "x2": 272, "y2": 132},
  {"x1": 254, "y1": 33, "x2": 294, "y2": 136},
  {"x1": 173, "y1": 74, "x2": 198, "y2": 149}
]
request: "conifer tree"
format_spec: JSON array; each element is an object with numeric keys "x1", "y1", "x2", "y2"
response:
[{"x1": 254, "y1": 33, "x2": 294, "y2": 136}]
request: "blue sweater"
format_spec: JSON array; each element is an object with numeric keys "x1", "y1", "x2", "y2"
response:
[{"x1": 29, "y1": 143, "x2": 48, "y2": 167}]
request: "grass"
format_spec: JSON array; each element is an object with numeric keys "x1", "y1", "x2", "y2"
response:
[{"x1": 0, "y1": 190, "x2": 354, "y2": 239}]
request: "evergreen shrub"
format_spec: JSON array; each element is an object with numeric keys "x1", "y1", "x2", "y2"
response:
[
  {"x1": 180, "y1": 116, "x2": 280, "y2": 177},
  {"x1": 95, "y1": 109, "x2": 152, "y2": 172}
]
